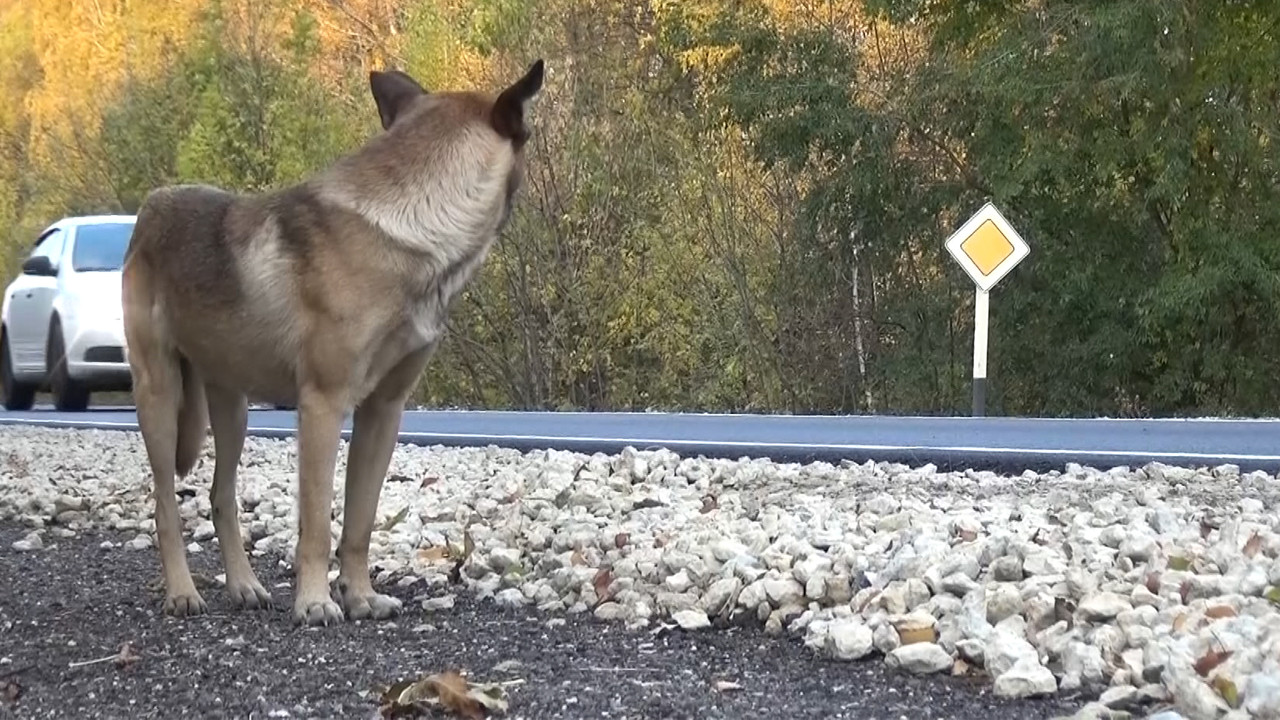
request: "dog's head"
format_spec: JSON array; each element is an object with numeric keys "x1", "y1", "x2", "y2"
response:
[
  {"x1": 348, "y1": 61, "x2": 544, "y2": 248},
  {"x1": 369, "y1": 60, "x2": 544, "y2": 151}
]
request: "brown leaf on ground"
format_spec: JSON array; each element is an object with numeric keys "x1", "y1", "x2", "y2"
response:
[
  {"x1": 1172, "y1": 613, "x2": 1189, "y2": 633},
  {"x1": 1, "y1": 679, "x2": 21, "y2": 703},
  {"x1": 593, "y1": 568, "x2": 615, "y2": 605},
  {"x1": 427, "y1": 672, "x2": 484, "y2": 719},
  {"x1": 1179, "y1": 579, "x2": 1192, "y2": 605},
  {"x1": 377, "y1": 670, "x2": 509, "y2": 719},
  {"x1": 448, "y1": 530, "x2": 476, "y2": 585},
  {"x1": 1194, "y1": 649, "x2": 1233, "y2": 677},
  {"x1": 570, "y1": 551, "x2": 588, "y2": 567},
  {"x1": 1205, "y1": 605, "x2": 1238, "y2": 620},
  {"x1": 418, "y1": 546, "x2": 450, "y2": 564},
  {"x1": 421, "y1": 475, "x2": 440, "y2": 488},
  {"x1": 1145, "y1": 572, "x2": 1161, "y2": 594},
  {"x1": 614, "y1": 533, "x2": 629, "y2": 549},
  {"x1": 701, "y1": 495, "x2": 718, "y2": 514},
  {"x1": 1243, "y1": 531, "x2": 1263, "y2": 559}
]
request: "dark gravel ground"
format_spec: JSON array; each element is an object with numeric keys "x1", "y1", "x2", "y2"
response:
[{"x1": 0, "y1": 523, "x2": 1089, "y2": 720}]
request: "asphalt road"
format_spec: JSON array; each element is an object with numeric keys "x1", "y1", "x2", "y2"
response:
[{"x1": 1, "y1": 405, "x2": 1279, "y2": 472}]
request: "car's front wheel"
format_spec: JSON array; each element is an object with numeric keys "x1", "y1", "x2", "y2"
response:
[
  {"x1": 47, "y1": 317, "x2": 90, "y2": 412},
  {"x1": 1, "y1": 328, "x2": 37, "y2": 411}
]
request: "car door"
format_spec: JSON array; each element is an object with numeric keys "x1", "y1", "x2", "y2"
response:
[{"x1": 7, "y1": 228, "x2": 66, "y2": 371}]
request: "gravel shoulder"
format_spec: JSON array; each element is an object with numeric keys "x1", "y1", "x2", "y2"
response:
[
  {"x1": 0, "y1": 524, "x2": 1083, "y2": 720},
  {"x1": 3, "y1": 426, "x2": 1280, "y2": 720}
]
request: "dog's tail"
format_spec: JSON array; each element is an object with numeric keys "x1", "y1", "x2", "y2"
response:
[{"x1": 175, "y1": 356, "x2": 209, "y2": 477}]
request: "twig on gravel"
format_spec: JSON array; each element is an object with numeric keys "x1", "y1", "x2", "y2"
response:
[
  {"x1": 68, "y1": 642, "x2": 141, "y2": 669},
  {"x1": 68, "y1": 654, "x2": 121, "y2": 669}
]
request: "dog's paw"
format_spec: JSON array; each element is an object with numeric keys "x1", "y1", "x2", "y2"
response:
[
  {"x1": 163, "y1": 591, "x2": 208, "y2": 617},
  {"x1": 293, "y1": 597, "x2": 344, "y2": 627},
  {"x1": 342, "y1": 590, "x2": 403, "y2": 621},
  {"x1": 226, "y1": 579, "x2": 273, "y2": 610}
]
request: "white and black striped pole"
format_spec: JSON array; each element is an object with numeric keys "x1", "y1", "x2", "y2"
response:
[{"x1": 944, "y1": 202, "x2": 1029, "y2": 418}]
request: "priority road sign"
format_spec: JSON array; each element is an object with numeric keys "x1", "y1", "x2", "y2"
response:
[
  {"x1": 945, "y1": 202, "x2": 1029, "y2": 292},
  {"x1": 944, "y1": 202, "x2": 1030, "y2": 417}
]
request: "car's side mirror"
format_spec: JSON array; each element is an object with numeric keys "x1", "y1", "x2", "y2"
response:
[{"x1": 21, "y1": 256, "x2": 55, "y2": 276}]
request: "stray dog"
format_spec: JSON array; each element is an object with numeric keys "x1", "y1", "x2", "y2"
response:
[{"x1": 121, "y1": 60, "x2": 545, "y2": 625}]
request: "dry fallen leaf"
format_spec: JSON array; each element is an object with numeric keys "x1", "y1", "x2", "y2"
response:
[
  {"x1": 1144, "y1": 572, "x2": 1161, "y2": 594},
  {"x1": 378, "y1": 670, "x2": 509, "y2": 719},
  {"x1": 951, "y1": 659, "x2": 971, "y2": 676},
  {"x1": 1194, "y1": 649, "x2": 1233, "y2": 677},
  {"x1": 593, "y1": 568, "x2": 615, "y2": 605},
  {"x1": 1172, "y1": 613, "x2": 1189, "y2": 633},
  {"x1": 427, "y1": 672, "x2": 484, "y2": 719},
  {"x1": 1179, "y1": 579, "x2": 1192, "y2": 605},
  {"x1": 1205, "y1": 605, "x2": 1238, "y2": 620},
  {"x1": 417, "y1": 546, "x2": 450, "y2": 564},
  {"x1": 614, "y1": 533, "x2": 629, "y2": 549},
  {"x1": 1213, "y1": 676, "x2": 1241, "y2": 708},
  {"x1": 1243, "y1": 531, "x2": 1262, "y2": 559},
  {"x1": 701, "y1": 495, "x2": 719, "y2": 514},
  {"x1": 421, "y1": 475, "x2": 440, "y2": 488},
  {"x1": 379, "y1": 506, "x2": 411, "y2": 532},
  {"x1": 570, "y1": 550, "x2": 588, "y2": 567},
  {"x1": 448, "y1": 530, "x2": 476, "y2": 585},
  {"x1": 1, "y1": 679, "x2": 21, "y2": 703}
]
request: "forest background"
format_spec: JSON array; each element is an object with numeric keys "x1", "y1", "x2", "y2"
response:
[{"x1": 1, "y1": 0, "x2": 1277, "y2": 418}]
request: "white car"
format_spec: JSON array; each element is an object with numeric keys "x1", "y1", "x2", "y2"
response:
[{"x1": 2, "y1": 214, "x2": 136, "y2": 411}]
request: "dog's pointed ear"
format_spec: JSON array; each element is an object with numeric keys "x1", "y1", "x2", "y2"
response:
[
  {"x1": 491, "y1": 59, "x2": 544, "y2": 147},
  {"x1": 370, "y1": 69, "x2": 428, "y2": 130}
]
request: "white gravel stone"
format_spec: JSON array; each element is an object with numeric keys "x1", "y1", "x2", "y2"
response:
[
  {"x1": 886, "y1": 643, "x2": 953, "y2": 674},
  {"x1": 1078, "y1": 592, "x2": 1133, "y2": 622},
  {"x1": 673, "y1": 609, "x2": 711, "y2": 630},
  {"x1": 993, "y1": 656, "x2": 1058, "y2": 698},
  {"x1": 825, "y1": 620, "x2": 875, "y2": 661},
  {"x1": 3, "y1": 426, "x2": 1280, "y2": 720},
  {"x1": 11, "y1": 531, "x2": 42, "y2": 551}
]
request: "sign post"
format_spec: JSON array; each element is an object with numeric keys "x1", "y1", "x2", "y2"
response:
[{"x1": 944, "y1": 202, "x2": 1030, "y2": 417}]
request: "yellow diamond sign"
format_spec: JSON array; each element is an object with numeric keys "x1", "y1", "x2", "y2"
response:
[{"x1": 945, "y1": 202, "x2": 1029, "y2": 291}]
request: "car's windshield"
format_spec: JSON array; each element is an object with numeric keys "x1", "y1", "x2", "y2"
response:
[{"x1": 71, "y1": 222, "x2": 134, "y2": 272}]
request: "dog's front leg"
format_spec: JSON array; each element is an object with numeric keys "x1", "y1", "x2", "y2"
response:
[
  {"x1": 336, "y1": 346, "x2": 433, "y2": 621},
  {"x1": 292, "y1": 384, "x2": 346, "y2": 626}
]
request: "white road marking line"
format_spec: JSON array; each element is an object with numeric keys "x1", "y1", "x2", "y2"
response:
[{"x1": 2, "y1": 417, "x2": 1278, "y2": 462}]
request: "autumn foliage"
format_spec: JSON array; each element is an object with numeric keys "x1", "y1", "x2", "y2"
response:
[{"x1": 2, "y1": 0, "x2": 1278, "y2": 417}]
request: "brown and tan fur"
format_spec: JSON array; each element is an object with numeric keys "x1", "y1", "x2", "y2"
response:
[{"x1": 121, "y1": 61, "x2": 544, "y2": 625}]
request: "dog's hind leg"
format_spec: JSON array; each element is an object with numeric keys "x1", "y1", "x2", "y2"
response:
[
  {"x1": 336, "y1": 345, "x2": 434, "y2": 621},
  {"x1": 206, "y1": 384, "x2": 273, "y2": 610},
  {"x1": 124, "y1": 268, "x2": 206, "y2": 616}
]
